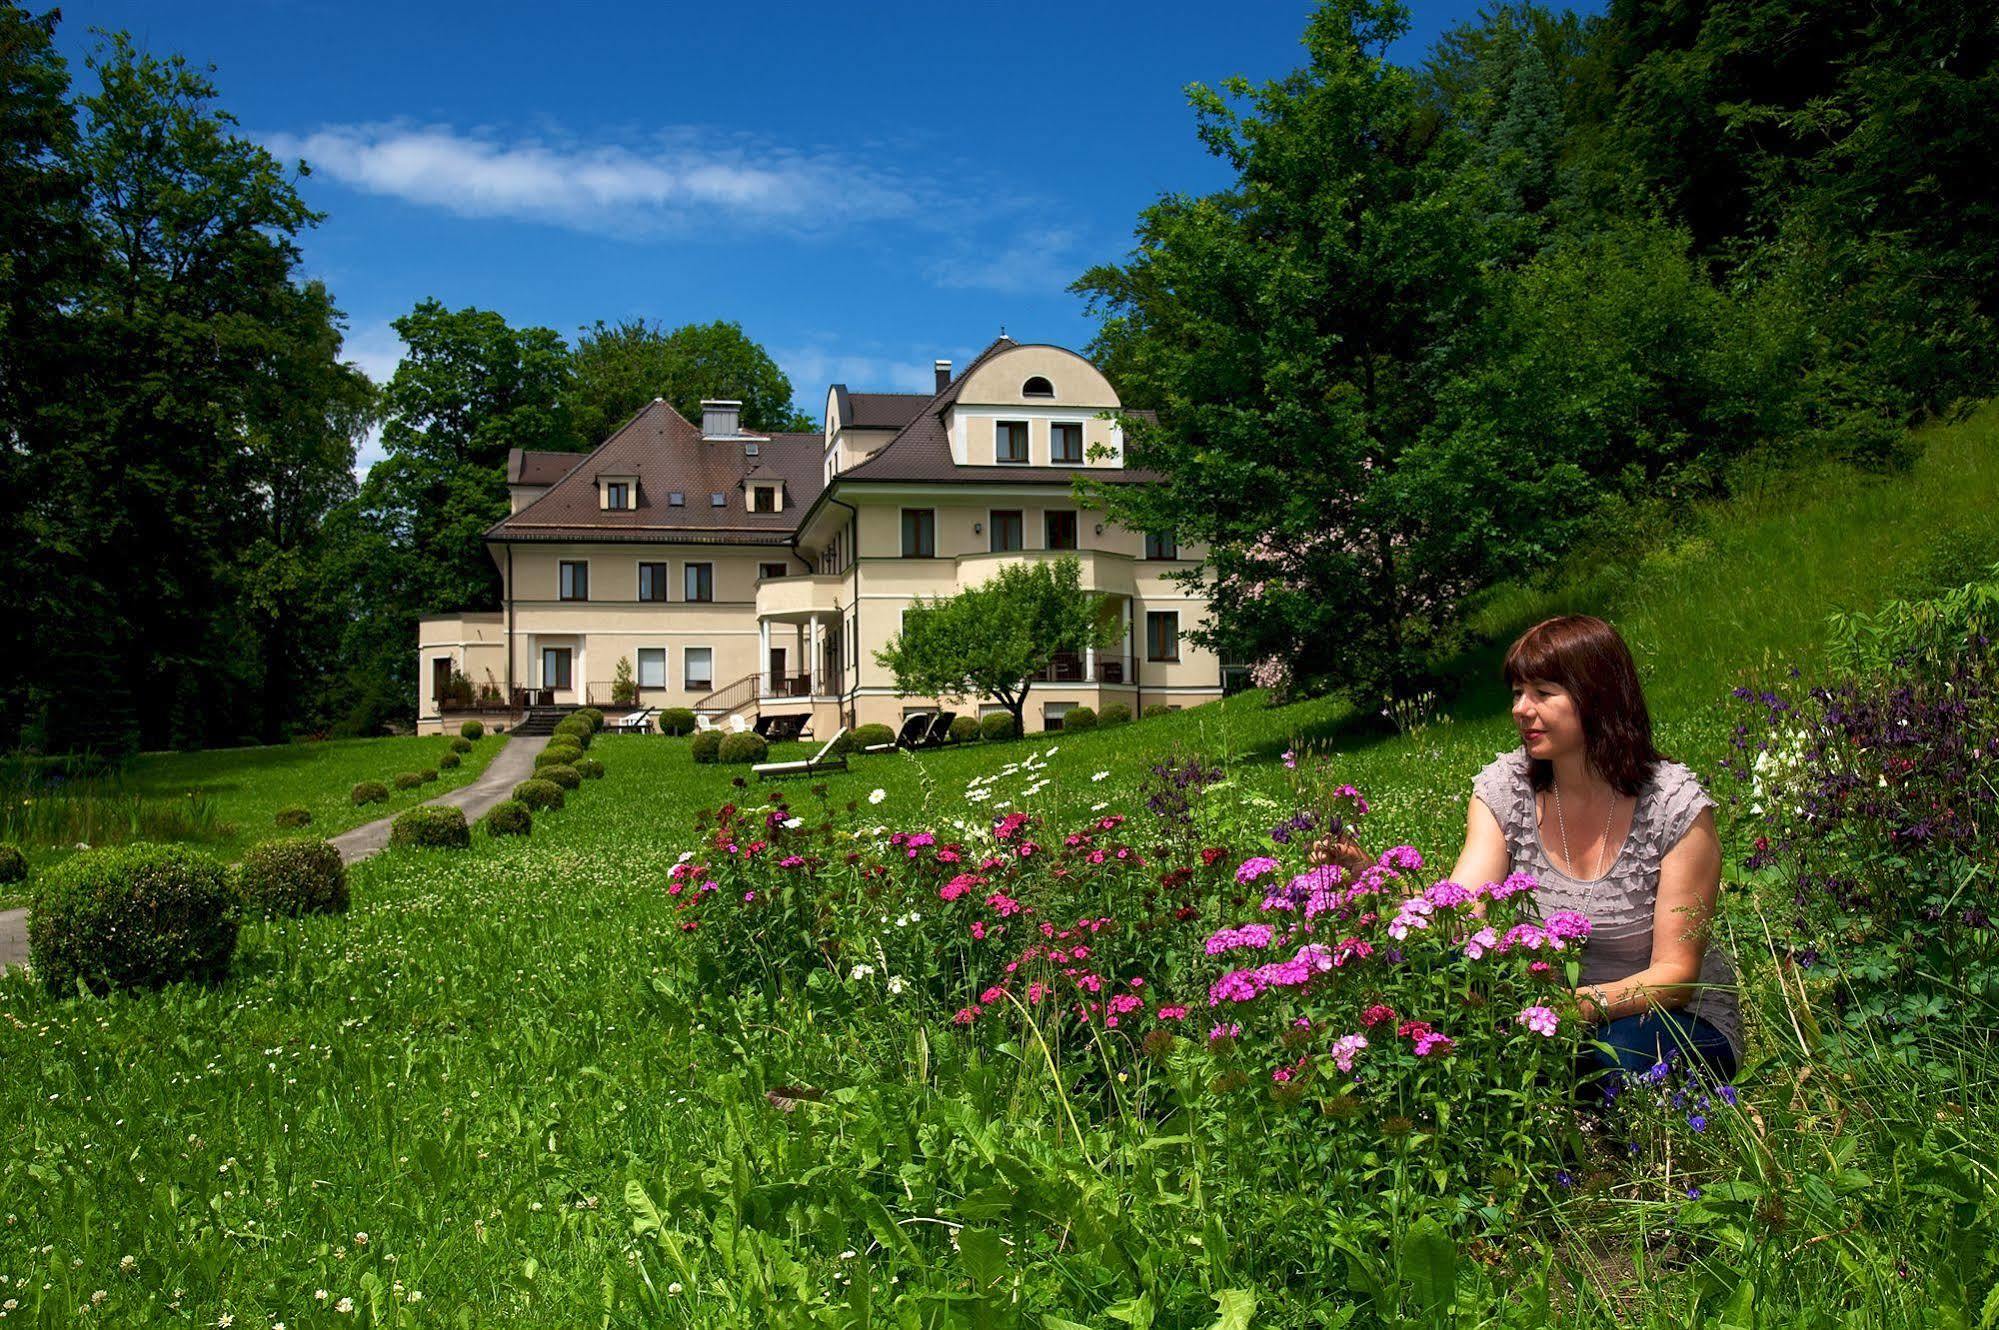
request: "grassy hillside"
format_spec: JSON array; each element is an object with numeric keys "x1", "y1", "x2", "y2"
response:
[{"x1": 1, "y1": 406, "x2": 1993, "y2": 1324}]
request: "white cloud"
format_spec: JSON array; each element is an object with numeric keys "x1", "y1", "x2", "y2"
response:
[
  {"x1": 925, "y1": 227, "x2": 1084, "y2": 295},
  {"x1": 267, "y1": 122, "x2": 924, "y2": 236},
  {"x1": 776, "y1": 345, "x2": 952, "y2": 398}
]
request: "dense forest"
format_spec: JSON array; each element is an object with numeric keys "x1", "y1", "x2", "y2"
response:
[{"x1": 2, "y1": 0, "x2": 1994, "y2": 753}]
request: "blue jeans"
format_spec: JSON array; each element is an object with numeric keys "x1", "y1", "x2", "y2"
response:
[{"x1": 1580, "y1": 1010, "x2": 1738, "y2": 1092}]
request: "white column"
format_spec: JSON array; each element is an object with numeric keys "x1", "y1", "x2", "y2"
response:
[
  {"x1": 758, "y1": 619, "x2": 771, "y2": 693},
  {"x1": 808, "y1": 614, "x2": 822, "y2": 696},
  {"x1": 1085, "y1": 641, "x2": 1096, "y2": 682}
]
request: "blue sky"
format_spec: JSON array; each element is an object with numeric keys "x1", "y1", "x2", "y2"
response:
[{"x1": 54, "y1": 1, "x2": 1598, "y2": 470}]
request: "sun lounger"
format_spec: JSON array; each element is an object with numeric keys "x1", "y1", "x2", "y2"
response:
[
  {"x1": 752, "y1": 727, "x2": 849, "y2": 779},
  {"x1": 612, "y1": 706, "x2": 656, "y2": 733},
  {"x1": 866, "y1": 713, "x2": 932, "y2": 753},
  {"x1": 915, "y1": 711, "x2": 958, "y2": 748}
]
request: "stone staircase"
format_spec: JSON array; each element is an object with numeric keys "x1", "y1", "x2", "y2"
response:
[{"x1": 511, "y1": 705, "x2": 576, "y2": 737}]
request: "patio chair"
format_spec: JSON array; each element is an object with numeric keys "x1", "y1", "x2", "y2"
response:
[
  {"x1": 694, "y1": 713, "x2": 719, "y2": 732},
  {"x1": 728, "y1": 714, "x2": 751, "y2": 734},
  {"x1": 752, "y1": 727, "x2": 849, "y2": 779},
  {"x1": 915, "y1": 711, "x2": 958, "y2": 748},
  {"x1": 762, "y1": 713, "x2": 809, "y2": 743},
  {"x1": 867, "y1": 713, "x2": 931, "y2": 753},
  {"x1": 612, "y1": 706, "x2": 656, "y2": 733}
]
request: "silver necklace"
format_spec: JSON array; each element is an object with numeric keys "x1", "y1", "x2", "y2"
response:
[{"x1": 1553, "y1": 774, "x2": 1619, "y2": 882}]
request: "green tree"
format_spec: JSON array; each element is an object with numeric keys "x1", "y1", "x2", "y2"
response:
[
  {"x1": 874, "y1": 557, "x2": 1123, "y2": 738},
  {"x1": 568, "y1": 317, "x2": 812, "y2": 444}
]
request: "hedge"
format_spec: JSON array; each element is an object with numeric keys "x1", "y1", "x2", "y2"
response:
[
  {"x1": 1100, "y1": 703, "x2": 1132, "y2": 727},
  {"x1": 658, "y1": 708, "x2": 696, "y2": 736},
  {"x1": 949, "y1": 716, "x2": 981, "y2": 743},
  {"x1": 1062, "y1": 706, "x2": 1098, "y2": 733},
  {"x1": 851, "y1": 723, "x2": 896, "y2": 751},
  {"x1": 438, "y1": 752, "x2": 461, "y2": 770},
  {"x1": 391, "y1": 772, "x2": 423, "y2": 791},
  {"x1": 484, "y1": 800, "x2": 533, "y2": 837},
  {"x1": 540, "y1": 762, "x2": 583, "y2": 790},
  {"x1": 273, "y1": 806, "x2": 312, "y2": 829},
  {"x1": 388, "y1": 806, "x2": 470, "y2": 850},
  {"x1": 351, "y1": 780, "x2": 389, "y2": 806},
  {"x1": 691, "y1": 731, "x2": 722, "y2": 764},
  {"x1": 449, "y1": 736, "x2": 474, "y2": 754},
  {"x1": 417, "y1": 767, "x2": 440, "y2": 784},
  {"x1": 572, "y1": 707, "x2": 605, "y2": 733},
  {"x1": 980, "y1": 712, "x2": 1018, "y2": 741},
  {"x1": 459, "y1": 719, "x2": 484, "y2": 740},
  {"x1": 27, "y1": 844, "x2": 239, "y2": 996},
  {"x1": 237, "y1": 837, "x2": 347, "y2": 916},
  {"x1": 575, "y1": 757, "x2": 604, "y2": 780},
  {"x1": 718, "y1": 732, "x2": 769, "y2": 764},
  {"x1": 1143, "y1": 704, "x2": 1172, "y2": 719},
  {"x1": 536, "y1": 744, "x2": 583, "y2": 769},
  {"x1": 513, "y1": 779, "x2": 565, "y2": 812}
]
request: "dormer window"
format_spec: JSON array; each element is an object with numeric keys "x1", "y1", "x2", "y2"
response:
[
  {"x1": 996, "y1": 421, "x2": 1029, "y2": 464},
  {"x1": 668, "y1": 491, "x2": 684, "y2": 507},
  {"x1": 1022, "y1": 376, "x2": 1054, "y2": 398},
  {"x1": 599, "y1": 477, "x2": 636, "y2": 510},
  {"x1": 751, "y1": 484, "x2": 780, "y2": 514},
  {"x1": 710, "y1": 492, "x2": 726, "y2": 508}
]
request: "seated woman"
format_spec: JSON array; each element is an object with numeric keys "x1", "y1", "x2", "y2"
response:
[{"x1": 1315, "y1": 613, "x2": 1740, "y2": 1085}]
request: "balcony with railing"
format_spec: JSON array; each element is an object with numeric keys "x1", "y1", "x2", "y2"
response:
[
  {"x1": 755, "y1": 572, "x2": 846, "y2": 622},
  {"x1": 1030, "y1": 652, "x2": 1137, "y2": 685}
]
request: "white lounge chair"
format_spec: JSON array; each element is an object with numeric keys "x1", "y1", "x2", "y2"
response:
[
  {"x1": 728, "y1": 713, "x2": 751, "y2": 733},
  {"x1": 612, "y1": 706, "x2": 656, "y2": 733},
  {"x1": 752, "y1": 727, "x2": 849, "y2": 779}
]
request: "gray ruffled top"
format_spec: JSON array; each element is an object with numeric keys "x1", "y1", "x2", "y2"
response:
[{"x1": 1472, "y1": 747, "x2": 1742, "y2": 1062}]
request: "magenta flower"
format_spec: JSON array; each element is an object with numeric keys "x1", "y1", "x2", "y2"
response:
[
  {"x1": 1463, "y1": 926, "x2": 1498, "y2": 960},
  {"x1": 1330, "y1": 1033, "x2": 1369, "y2": 1073},
  {"x1": 1208, "y1": 1022, "x2": 1240, "y2": 1043},
  {"x1": 1423, "y1": 880, "x2": 1476, "y2": 908},
  {"x1": 1204, "y1": 922, "x2": 1277, "y2": 956},
  {"x1": 1515, "y1": 1004, "x2": 1560, "y2": 1037},
  {"x1": 1360, "y1": 1003, "x2": 1397, "y2": 1028},
  {"x1": 1486, "y1": 871, "x2": 1540, "y2": 900},
  {"x1": 1235, "y1": 856, "x2": 1281, "y2": 886},
  {"x1": 1412, "y1": 1031, "x2": 1455, "y2": 1057},
  {"x1": 1281, "y1": 748, "x2": 1297, "y2": 770},
  {"x1": 1157, "y1": 1004, "x2": 1189, "y2": 1021},
  {"x1": 1544, "y1": 910, "x2": 1593, "y2": 944}
]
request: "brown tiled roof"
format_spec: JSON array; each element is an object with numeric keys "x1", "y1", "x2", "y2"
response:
[
  {"x1": 487, "y1": 401, "x2": 821, "y2": 545},
  {"x1": 507, "y1": 448, "x2": 587, "y2": 486},
  {"x1": 838, "y1": 337, "x2": 1159, "y2": 484},
  {"x1": 832, "y1": 387, "x2": 929, "y2": 431}
]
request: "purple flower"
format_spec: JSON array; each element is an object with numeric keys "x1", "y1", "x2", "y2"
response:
[
  {"x1": 1423, "y1": 880, "x2": 1476, "y2": 909},
  {"x1": 1717, "y1": 1084, "x2": 1738, "y2": 1106},
  {"x1": 1687, "y1": 1113, "x2": 1707, "y2": 1132},
  {"x1": 1281, "y1": 748, "x2": 1297, "y2": 770},
  {"x1": 1235, "y1": 856, "x2": 1281, "y2": 886}
]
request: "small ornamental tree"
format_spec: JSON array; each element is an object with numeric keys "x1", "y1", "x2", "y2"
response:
[
  {"x1": 611, "y1": 656, "x2": 638, "y2": 706},
  {"x1": 874, "y1": 556, "x2": 1123, "y2": 739}
]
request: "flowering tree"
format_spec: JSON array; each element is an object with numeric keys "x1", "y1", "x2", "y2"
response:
[{"x1": 874, "y1": 556, "x2": 1123, "y2": 738}]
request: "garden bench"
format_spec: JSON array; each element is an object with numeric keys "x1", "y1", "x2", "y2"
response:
[
  {"x1": 612, "y1": 706, "x2": 656, "y2": 733},
  {"x1": 752, "y1": 727, "x2": 849, "y2": 779}
]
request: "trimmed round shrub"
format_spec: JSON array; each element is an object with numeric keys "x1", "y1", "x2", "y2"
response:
[
  {"x1": 449, "y1": 736, "x2": 474, "y2": 754},
  {"x1": 717, "y1": 732, "x2": 768, "y2": 765},
  {"x1": 0, "y1": 844, "x2": 29, "y2": 885},
  {"x1": 459, "y1": 719, "x2": 485, "y2": 740},
  {"x1": 351, "y1": 780, "x2": 389, "y2": 806},
  {"x1": 1142, "y1": 703, "x2": 1172, "y2": 720},
  {"x1": 513, "y1": 778, "x2": 565, "y2": 812},
  {"x1": 658, "y1": 707, "x2": 696, "y2": 736},
  {"x1": 1062, "y1": 706, "x2": 1098, "y2": 733},
  {"x1": 484, "y1": 800, "x2": 532, "y2": 837},
  {"x1": 1100, "y1": 703, "x2": 1132, "y2": 727},
  {"x1": 553, "y1": 717, "x2": 593, "y2": 748},
  {"x1": 273, "y1": 805, "x2": 312, "y2": 829},
  {"x1": 691, "y1": 731, "x2": 722, "y2": 764},
  {"x1": 980, "y1": 712, "x2": 1017, "y2": 742},
  {"x1": 439, "y1": 751, "x2": 462, "y2": 770},
  {"x1": 27, "y1": 844, "x2": 239, "y2": 996},
  {"x1": 237, "y1": 837, "x2": 347, "y2": 917},
  {"x1": 388, "y1": 806, "x2": 470, "y2": 850},
  {"x1": 575, "y1": 757, "x2": 604, "y2": 780},
  {"x1": 391, "y1": 771, "x2": 424, "y2": 791},
  {"x1": 573, "y1": 706, "x2": 605, "y2": 732},
  {"x1": 418, "y1": 767, "x2": 440, "y2": 784},
  {"x1": 851, "y1": 723, "x2": 895, "y2": 751},
  {"x1": 949, "y1": 716, "x2": 981, "y2": 743},
  {"x1": 536, "y1": 744, "x2": 583, "y2": 769},
  {"x1": 541, "y1": 762, "x2": 583, "y2": 790}
]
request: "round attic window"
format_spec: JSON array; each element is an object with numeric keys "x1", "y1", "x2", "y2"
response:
[{"x1": 1022, "y1": 375, "x2": 1055, "y2": 398}]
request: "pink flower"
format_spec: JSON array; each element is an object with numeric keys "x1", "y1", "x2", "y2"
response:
[
  {"x1": 1360, "y1": 1003, "x2": 1396, "y2": 1028},
  {"x1": 1330, "y1": 1033, "x2": 1368, "y2": 1073},
  {"x1": 952, "y1": 1006, "x2": 979, "y2": 1025},
  {"x1": 1208, "y1": 1022, "x2": 1241, "y2": 1043},
  {"x1": 1281, "y1": 748, "x2": 1297, "y2": 770},
  {"x1": 1423, "y1": 880, "x2": 1476, "y2": 909},
  {"x1": 1412, "y1": 1031, "x2": 1455, "y2": 1058},
  {"x1": 1463, "y1": 927, "x2": 1498, "y2": 960},
  {"x1": 1157, "y1": 1004, "x2": 1189, "y2": 1021},
  {"x1": 1486, "y1": 871, "x2": 1540, "y2": 900},
  {"x1": 1235, "y1": 856, "x2": 1281, "y2": 886},
  {"x1": 1204, "y1": 923, "x2": 1276, "y2": 956},
  {"x1": 1544, "y1": 910, "x2": 1593, "y2": 944},
  {"x1": 1515, "y1": 1004, "x2": 1560, "y2": 1037},
  {"x1": 969, "y1": 920, "x2": 987, "y2": 941},
  {"x1": 985, "y1": 892, "x2": 1023, "y2": 917}
]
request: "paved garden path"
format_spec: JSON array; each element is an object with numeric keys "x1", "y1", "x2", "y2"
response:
[{"x1": 0, "y1": 733, "x2": 551, "y2": 976}]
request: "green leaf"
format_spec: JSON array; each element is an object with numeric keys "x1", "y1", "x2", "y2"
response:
[
  {"x1": 1208, "y1": 1288, "x2": 1257, "y2": 1329},
  {"x1": 625, "y1": 1179, "x2": 664, "y2": 1237},
  {"x1": 1106, "y1": 1293, "x2": 1157, "y2": 1330},
  {"x1": 1398, "y1": 1216, "x2": 1456, "y2": 1317},
  {"x1": 957, "y1": 1226, "x2": 1008, "y2": 1291}
]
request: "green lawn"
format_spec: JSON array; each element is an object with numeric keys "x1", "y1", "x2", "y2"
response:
[{"x1": 1, "y1": 408, "x2": 1995, "y2": 1325}]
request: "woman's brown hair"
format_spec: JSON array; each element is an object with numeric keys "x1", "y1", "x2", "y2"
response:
[{"x1": 1502, "y1": 615, "x2": 1667, "y2": 796}]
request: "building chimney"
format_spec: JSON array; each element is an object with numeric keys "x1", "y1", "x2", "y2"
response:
[
  {"x1": 700, "y1": 399, "x2": 742, "y2": 438},
  {"x1": 934, "y1": 360, "x2": 952, "y2": 393}
]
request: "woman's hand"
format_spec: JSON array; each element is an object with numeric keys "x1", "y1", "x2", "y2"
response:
[{"x1": 1308, "y1": 834, "x2": 1373, "y2": 877}]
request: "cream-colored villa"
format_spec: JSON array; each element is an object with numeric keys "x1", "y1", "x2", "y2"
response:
[{"x1": 416, "y1": 336, "x2": 1229, "y2": 736}]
